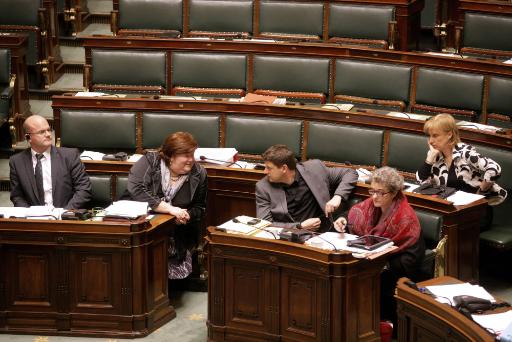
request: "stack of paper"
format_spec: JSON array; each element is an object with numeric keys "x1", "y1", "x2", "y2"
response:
[
  {"x1": 217, "y1": 216, "x2": 271, "y2": 235},
  {"x1": 104, "y1": 200, "x2": 148, "y2": 219},
  {"x1": 472, "y1": 310, "x2": 512, "y2": 336},
  {"x1": 305, "y1": 232, "x2": 394, "y2": 255},
  {"x1": 195, "y1": 148, "x2": 238, "y2": 165},
  {"x1": 80, "y1": 150, "x2": 105, "y2": 161}
]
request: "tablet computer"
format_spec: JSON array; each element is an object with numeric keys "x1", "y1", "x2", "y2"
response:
[{"x1": 346, "y1": 235, "x2": 392, "y2": 251}]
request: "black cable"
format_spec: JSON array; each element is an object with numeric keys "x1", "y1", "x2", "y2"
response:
[
  {"x1": 80, "y1": 156, "x2": 93, "y2": 160},
  {"x1": 232, "y1": 217, "x2": 278, "y2": 239},
  {"x1": 25, "y1": 214, "x2": 59, "y2": 220}
]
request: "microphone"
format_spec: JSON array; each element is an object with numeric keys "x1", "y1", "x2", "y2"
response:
[{"x1": 199, "y1": 155, "x2": 244, "y2": 168}]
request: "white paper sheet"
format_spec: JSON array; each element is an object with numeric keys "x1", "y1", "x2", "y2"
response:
[
  {"x1": 472, "y1": 310, "x2": 512, "y2": 335},
  {"x1": 195, "y1": 148, "x2": 238, "y2": 165},
  {"x1": 446, "y1": 191, "x2": 485, "y2": 206},
  {"x1": 80, "y1": 150, "x2": 105, "y2": 161},
  {"x1": 305, "y1": 232, "x2": 394, "y2": 255},
  {"x1": 105, "y1": 200, "x2": 148, "y2": 219},
  {"x1": 425, "y1": 283, "x2": 496, "y2": 305}
]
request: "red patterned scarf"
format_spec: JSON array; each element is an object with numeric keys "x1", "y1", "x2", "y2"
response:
[{"x1": 348, "y1": 193, "x2": 421, "y2": 253}]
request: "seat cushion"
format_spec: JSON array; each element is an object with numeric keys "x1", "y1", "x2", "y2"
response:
[
  {"x1": 307, "y1": 122, "x2": 384, "y2": 166},
  {"x1": 335, "y1": 59, "x2": 412, "y2": 103},
  {"x1": 259, "y1": 0, "x2": 323, "y2": 37},
  {"x1": 387, "y1": 131, "x2": 428, "y2": 173},
  {"x1": 92, "y1": 50, "x2": 167, "y2": 87},
  {"x1": 60, "y1": 110, "x2": 137, "y2": 150},
  {"x1": 225, "y1": 116, "x2": 302, "y2": 156},
  {"x1": 415, "y1": 67, "x2": 484, "y2": 112},
  {"x1": 329, "y1": 4, "x2": 394, "y2": 40},
  {"x1": 119, "y1": 0, "x2": 182, "y2": 31},
  {"x1": 189, "y1": 0, "x2": 253, "y2": 34},
  {"x1": 464, "y1": 12, "x2": 512, "y2": 52},
  {"x1": 253, "y1": 55, "x2": 329, "y2": 93},
  {"x1": 142, "y1": 113, "x2": 220, "y2": 149},
  {"x1": 172, "y1": 52, "x2": 247, "y2": 89}
]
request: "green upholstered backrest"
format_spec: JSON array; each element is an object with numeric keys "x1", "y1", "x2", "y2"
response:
[
  {"x1": 415, "y1": 67, "x2": 484, "y2": 112},
  {"x1": 421, "y1": 0, "x2": 437, "y2": 29},
  {"x1": 0, "y1": 0, "x2": 40, "y2": 26},
  {"x1": 89, "y1": 175, "x2": 112, "y2": 209},
  {"x1": 189, "y1": 0, "x2": 253, "y2": 34},
  {"x1": 225, "y1": 116, "x2": 302, "y2": 156},
  {"x1": 172, "y1": 52, "x2": 247, "y2": 89},
  {"x1": 253, "y1": 55, "x2": 329, "y2": 93},
  {"x1": 464, "y1": 13, "x2": 512, "y2": 52},
  {"x1": 307, "y1": 122, "x2": 384, "y2": 166},
  {"x1": 259, "y1": 1, "x2": 323, "y2": 37},
  {"x1": 335, "y1": 59, "x2": 412, "y2": 102},
  {"x1": 415, "y1": 209, "x2": 442, "y2": 249},
  {"x1": 0, "y1": 49, "x2": 10, "y2": 84},
  {"x1": 328, "y1": 4, "x2": 394, "y2": 40},
  {"x1": 92, "y1": 50, "x2": 167, "y2": 87},
  {"x1": 488, "y1": 76, "x2": 512, "y2": 116},
  {"x1": 119, "y1": 0, "x2": 182, "y2": 31},
  {"x1": 387, "y1": 131, "x2": 428, "y2": 173},
  {"x1": 60, "y1": 110, "x2": 137, "y2": 150},
  {"x1": 116, "y1": 176, "x2": 129, "y2": 201},
  {"x1": 142, "y1": 112, "x2": 220, "y2": 149},
  {"x1": 473, "y1": 144, "x2": 512, "y2": 191}
]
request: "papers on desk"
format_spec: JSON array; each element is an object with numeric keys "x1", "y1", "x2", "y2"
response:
[
  {"x1": 104, "y1": 200, "x2": 148, "y2": 219},
  {"x1": 457, "y1": 120, "x2": 500, "y2": 133},
  {"x1": 81, "y1": 150, "x2": 105, "y2": 161},
  {"x1": 446, "y1": 191, "x2": 485, "y2": 206},
  {"x1": 472, "y1": 310, "x2": 512, "y2": 336},
  {"x1": 305, "y1": 232, "x2": 395, "y2": 256},
  {"x1": 425, "y1": 283, "x2": 496, "y2": 305},
  {"x1": 357, "y1": 168, "x2": 371, "y2": 183},
  {"x1": 195, "y1": 148, "x2": 238, "y2": 165},
  {"x1": 217, "y1": 216, "x2": 271, "y2": 235},
  {"x1": 0, "y1": 206, "x2": 64, "y2": 219},
  {"x1": 386, "y1": 112, "x2": 432, "y2": 121},
  {"x1": 321, "y1": 103, "x2": 354, "y2": 111}
]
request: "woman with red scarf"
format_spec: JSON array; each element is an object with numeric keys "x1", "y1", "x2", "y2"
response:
[{"x1": 335, "y1": 166, "x2": 425, "y2": 325}]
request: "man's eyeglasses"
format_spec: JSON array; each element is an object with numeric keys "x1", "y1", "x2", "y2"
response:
[
  {"x1": 27, "y1": 128, "x2": 52, "y2": 136},
  {"x1": 368, "y1": 189, "x2": 390, "y2": 197}
]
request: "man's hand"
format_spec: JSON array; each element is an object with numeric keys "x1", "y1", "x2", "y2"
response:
[
  {"x1": 334, "y1": 217, "x2": 347, "y2": 233},
  {"x1": 325, "y1": 195, "x2": 342, "y2": 216},
  {"x1": 300, "y1": 218, "x2": 321, "y2": 231},
  {"x1": 426, "y1": 144, "x2": 440, "y2": 165}
]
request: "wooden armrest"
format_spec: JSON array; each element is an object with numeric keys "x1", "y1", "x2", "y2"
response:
[
  {"x1": 335, "y1": 94, "x2": 405, "y2": 112},
  {"x1": 254, "y1": 90, "x2": 326, "y2": 103}
]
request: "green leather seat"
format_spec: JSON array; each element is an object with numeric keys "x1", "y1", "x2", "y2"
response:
[
  {"x1": 415, "y1": 209, "x2": 443, "y2": 280},
  {"x1": 463, "y1": 12, "x2": 512, "y2": 54},
  {"x1": 0, "y1": 0, "x2": 41, "y2": 66},
  {"x1": 328, "y1": 4, "x2": 394, "y2": 48},
  {"x1": 252, "y1": 55, "x2": 329, "y2": 103},
  {"x1": 88, "y1": 175, "x2": 112, "y2": 209},
  {"x1": 118, "y1": 0, "x2": 183, "y2": 32},
  {"x1": 91, "y1": 50, "x2": 167, "y2": 94},
  {"x1": 142, "y1": 112, "x2": 220, "y2": 149},
  {"x1": 172, "y1": 52, "x2": 247, "y2": 97},
  {"x1": 60, "y1": 110, "x2": 137, "y2": 152},
  {"x1": 0, "y1": 49, "x2": 12, "y2": 125},
  {"x1": 335, "y1": 59, "x2": 412, "y2": 111},
  {"x1": 307, "y1": 122, "x2": 384, "y2": 167},
  {"x1": 189, "y1": 0, "x2": 253, "y2": 37},
  {"x1": 116, "y1": 176, "x2": 129, "y2": 201},
  {"x1": 225, "y1": 116, "x2": 302, "y2": 156},
  {"x1": 258, "y1": 0, "x2": 323, "y2": 40},
  {"x1": 486, "y1": 76, "x2": 512, "y2": 129},
  {"x1": 387, "y1": 131, "x2": 428, "y2": 174},
  {"x1": 412, "y1": 67, "x2": 484, "y2": 121},
  {"x1": 474, "y1": 144, "x2": 512, "y2": 251}
]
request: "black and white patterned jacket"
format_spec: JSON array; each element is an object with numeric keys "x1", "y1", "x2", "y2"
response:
[{"x1": 416, "y1": 143, "x2": 507, "y2": 206}]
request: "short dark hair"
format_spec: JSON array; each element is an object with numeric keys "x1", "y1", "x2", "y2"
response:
[
  {"x1": 159, "y1": 131, "x2": 198, "y2": 164},
  {"x1": 262, "y1": 144, "x2": 296, "y2": 170}
]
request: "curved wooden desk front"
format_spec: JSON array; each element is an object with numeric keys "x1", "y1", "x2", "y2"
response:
[
  {"x1": 395, "y1": 276, "x2": 500, "y2": 341},
  {"x1": 206, "y1": 226, "x2": 387, "y2": 342},
  {"x1": 0, "y1": 215, "x2": 176, "y2": 338}
]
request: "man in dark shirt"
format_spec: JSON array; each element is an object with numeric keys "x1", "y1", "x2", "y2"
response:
[{"x1": 255, "y1": 144, "x2": 358, "y2": 231}]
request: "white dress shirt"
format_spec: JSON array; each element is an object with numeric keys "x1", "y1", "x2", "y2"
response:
[{"x1": 31, "y1": 148, "x2": 53, "y2": 206}]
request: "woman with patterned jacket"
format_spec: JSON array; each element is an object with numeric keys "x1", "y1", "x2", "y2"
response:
[{"x1": 417, "y1": 114, "x2": 507, "y2": 226}]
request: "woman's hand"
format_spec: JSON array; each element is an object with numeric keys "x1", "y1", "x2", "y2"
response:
[
  {"x1": 334, "y1": 217, "x2": 347, "y2": 233},
  {"x1": 426, "y1": 144, "x2": 440, "y2": 164},
  {"x1": 170, "y1": 206, "x2": 190, "y2": 224},
  {"x1": 479, "y1": 181, "x2": 493, "y2": 192}
]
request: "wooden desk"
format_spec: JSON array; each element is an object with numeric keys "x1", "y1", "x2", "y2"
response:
[
  {"x1": 82, "y1": 161, "x2": 486, "y2": 282},
  {"x1": 395, "y1": 276, "x2": 506, "y2": 341},
  {"x1": 206, "y1": 226, "x2": 387, "y2": 341},
  {"x1": 0, "y1": 215, "x2": 176, "y2": 338}
]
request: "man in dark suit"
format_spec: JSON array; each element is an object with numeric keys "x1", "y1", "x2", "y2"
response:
[
  {"x1": 256, "y1": 144, "x2": 358, "y2": 231},
  {"x1": 9, "y1": 115, "x2": 92, "y2": 208}
]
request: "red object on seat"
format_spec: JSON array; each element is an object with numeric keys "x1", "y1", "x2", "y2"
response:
[{"x1": 380, "y1": 321, "x2": 393, "y2": 342}]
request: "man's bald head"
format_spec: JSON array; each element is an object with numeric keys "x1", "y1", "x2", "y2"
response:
[{"x1": 23, "y1": 115, "x2": 49, "y2": 134}]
